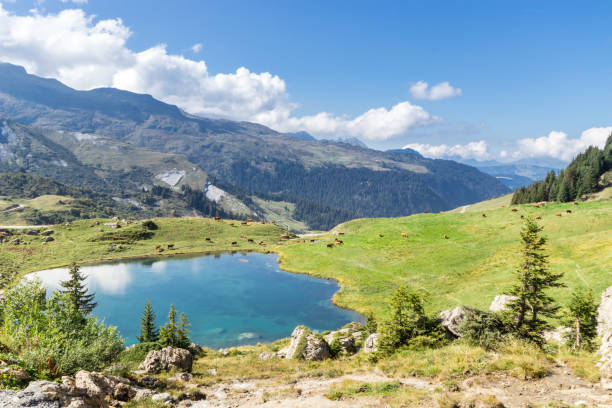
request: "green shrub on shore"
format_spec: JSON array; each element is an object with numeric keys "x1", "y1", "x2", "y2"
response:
[{"x1": 0, "y1": 279, "x2": 123, "y2": 378}]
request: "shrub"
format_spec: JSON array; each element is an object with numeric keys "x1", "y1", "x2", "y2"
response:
[
  {"x1": 0, "y1": 279, "x2": 123, "y2": 378},
  {"x1": 459, "y1": 309, "x2": 510, "y2": 350},
  {"x1": 141, "y1": 220, "x2": 159, "y2": 230}
]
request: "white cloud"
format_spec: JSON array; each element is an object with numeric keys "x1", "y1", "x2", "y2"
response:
[
  {"x1": 512, "y1": 127, "x2": 612, "y2": 161},
  {"x1": 0, "y1": 5, "x2": 435, "y2": 141},
  {"x1": 191, "y1": 43, "x2": 202, "y2": 53},
  {"x1": 403, "y1": 140, "x2": 489, "y2": 160},
  {"x1": 410, "y1": 80, "x2": 462, "y2": 101},
  {"x1": 61, "y1": 0, "x2": 88, "y2": 3}
]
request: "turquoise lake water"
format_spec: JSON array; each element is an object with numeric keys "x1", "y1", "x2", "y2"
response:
[{"x1": 29, "y1": 252, "x2": 362, "y2": 348}]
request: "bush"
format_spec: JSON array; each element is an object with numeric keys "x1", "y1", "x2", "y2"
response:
[
  {"x1": 459, "y1": 309, "x2": 510, "y2": 350},
  {"x1": 142, "y1": 220, "x2": 159, "y2": 230},
  {"x1": 0, "y1": 279, "x2": 123, "y2": 378}
]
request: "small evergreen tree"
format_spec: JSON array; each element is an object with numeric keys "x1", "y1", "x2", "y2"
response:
[
  {"x1": 379, "y1": 286, "x2": 427, "y2": 352},
  {"x1": 562, "y1": 288, "x2": 598, "y2": 351},
  {"x1": 365, "y1": 312, "x2": 378, "y2": 335},
  {"x1": 504, "y1": 217, "x2": 565, "y2": 344},
  {"x1": 137, "y1": 298, "x2": 159, "y2": 343},
  {"x1": 59, "y1": 263, "x2": 96, "y2": 315},
  {"x1": 176, "y1": 312, "x2": 191, "y2": 348},
  {"x1": 159, "y1": 304, "x2": 178, "y2": 347}
]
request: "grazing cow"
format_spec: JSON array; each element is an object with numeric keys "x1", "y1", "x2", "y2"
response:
[
  {"x1": 520, "y1": 215, "x2": 525, "y2": 219},
  {"x1": 338, "y1": 232, "x2": 345, "y2": 235},
  {"x1": 214, "y1": 216, "x2": 221, "y2": 221},
  {"x1": 566, "y1": 209, "x2": 572, "y2": 214},
  {"x1": 167, "y1": 244, "x2": 174, "y2": 249},
  {"x1": 281, "y1": 234, "x2": 289, "y2": 239},
  {"x1": 241, "y1": 221, "x2": 248, "y2": 225},
  {"x1": 231, "y1": 241, "x2": 238, "y2": 245},
  {"x1": 327, "y1": 242, "x2": 335, "y2": 248},
  {"x1": 378, "y1": 233, "x2": 383, "y2": 237},
  {"x1": 240, "y1": 235, "x2": 246, "y2": 238},
  {"x1": 310, "y1": 239, "x2": 315, "y2": 242},
  {"x1": 228, "y1": 222, "x2": 234, "y2": 226},
  {"x1": 155, "y1": 244, "x2": 161, "y2": 249},
  {"x1": 261, "y1": 221, "x2": 266, "y2": 224},
  {"x1": 259, "y1": 241, "x2": 265, "y2": 245},
  {"x1": 247, "y1": 218, "x2": 253, "y2": 222},
  {"x1": 112, "y1": 237, "x2": 119, "y2": 241},
  {"x1": 401, "y1": 232, "x2": 407, "y2": 238},
  {"x1": 157, "y1": 248, "x2": 164, "y2": 253},
  {"x1": 533, "y1": 204, "x2": 540, "y2": 208},
  {"x1": 482, "y1": 213, "x2": 487, "y2": 217},
  {"x1": 443, "y1": 234, "x2": 449, "y2": 239},
  {"x1": 248, "y1": 238, "x2": 254, "y2": 243},
  {"x1": 573, "y1": 201, "x2": 579, "y2": 205},
  {"x1": 335, "y1": 239, "x2": 343, "y2": 245},
  {"x1": 555, "y1": 213, "x2": 562, "y2": 217},
  {"x1": 511, "y1": 208, "x2": 518, "y2": 212},
  {"x1": 205, "y1": 237, "x2": 211, "y2": 241},
  {"x1": 535, "y1": 216, "x2": 542, "y2": 220}
]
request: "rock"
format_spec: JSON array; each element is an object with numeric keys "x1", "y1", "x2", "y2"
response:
[
  {"x1": 139, "y1": 347, "x2": 193, "y2": 374},
  {"x1": 42, "y1": 236, "x2": 55, "y2": 243},
  {"x1": 489, "y1": 295, "x2": 517, "y2": 312},
  {"x1": 258, "y1": 352, "x2": 277, "y2": 361},
  {"x1": 544, "y1": 326, "x2": 570, "y2": 344},
  {"x1": 363, "y1": 333, "x2": 380, "y2": 353},
  {"x1": 41, "y1": 229, "x2": 54, "y2": 236},
  {"x1": 26, "y1": 229, "x2": 39, "y2": 235},
  {"x1": 10, "y1": 238, "x2": 21, "y2": 245},
  {"x1": 206, "y1": 369, "x2": 216, "y2": 377},
  {"x1": 169, "y1": 372, "x2": 193, "y2": 381},
  {"x1": 139, "y1": 376, "x2": 163, "y2": 389},
  {"x1": 283, "y1": 326, "x2": 331, "y2": 361},
  {"x1": 440, "y1": 306, "x2": 469, "y2": 337},
  {"x1": 103, "y1": 222, "x2": 120, "y2": 229},
  {"x1": 188, "y1": 343, "x2": 203, "y2": 356},
  {"x1": 0, "y1": 380, "x2": 82, "y2": 408},
  {"x1": 152, "y1": 392, "x2": 174, "y2": 404},
  {"x1": 598, "y1": 286, "x2": 612, "y2": 388},
  {"x1": 75, "y1": 370, "x2": 131, "y2": 402},
  {"x1": 0, "y1": 366, "x2": 31, "y2": 381}
]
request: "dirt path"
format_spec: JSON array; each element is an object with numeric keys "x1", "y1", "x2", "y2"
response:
[
  {"x1": 460, "y1": 205, "x2": 470, "y2": 214},
  {"x1": 193, "y1": 367, "x2": 612, "y2": 407}
]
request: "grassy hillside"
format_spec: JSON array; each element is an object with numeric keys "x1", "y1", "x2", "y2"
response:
[
  {"x1": 1, "y1": 218, "x2": 289, "y2": 276},
  {"x1": 278, "y1": 199, "x2": 612, "y2": 317}
]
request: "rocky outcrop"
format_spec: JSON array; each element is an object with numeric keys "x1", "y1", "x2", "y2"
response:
[
  {"x1": 278, "y1": 326, "x2": 331, "y2": 361},
  {"x1": 323, "y1": 322, "x2": 364, "y2": 355},
  {"x1": 363, "y1": 333, "x2": 380, "y2": 353},
  {"x1": 598, "y1": 286, "x2": 612, "y2": 388},
  {"x1": 0, "y1": 371, "x2": 154, "y2": 408},
  {"x1": 440, "y1": 306, "x2": 469, "y2": 337},
  {"x1": 489, "y1": 295, "x2": 517, "y2": 312},
  {"x1": 139, "y1": 347, "x2": 193, "y2": 374}
]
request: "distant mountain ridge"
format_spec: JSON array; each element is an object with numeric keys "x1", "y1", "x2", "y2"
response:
[{"x1": 0, "y1": 62, "x2": 510, "y2": 229}]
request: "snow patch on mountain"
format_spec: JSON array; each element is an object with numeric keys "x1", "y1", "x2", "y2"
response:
[{"x1": 155, "y1": 169, "x2": 185, "y2": 187}]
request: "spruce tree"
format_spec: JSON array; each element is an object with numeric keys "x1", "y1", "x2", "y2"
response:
[
  {"x1": 137, "y1": 298, "x2": 159, "y2": 343},
  {"x1": 60, "y1": 263, "x2": 97, "y2": 314},
  {"x1": 159, "y1": 304, "x2": 178, "y2": 347},
  {"x1": 562, "y1": 288, "x2": 598, "y2": 351},
  {"x1": 504, "y1": 217, "x2": 565, "y2": 344},
  {"x1": 379, "y1": 286, "x2": 427, "y2": 352},
  {"x1": 176, "y1": 312, "x2": 191, "y2": 348},
  {"x1": 365, "y1": 312, "x2": 378, "y2": 335}
]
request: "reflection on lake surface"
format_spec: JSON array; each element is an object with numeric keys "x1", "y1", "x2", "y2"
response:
[{"x1": 29, "y1": 253, "x2": 362, "y2": 348}]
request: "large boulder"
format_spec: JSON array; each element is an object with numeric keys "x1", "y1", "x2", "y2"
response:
[
  {"x1": 279, "y1": 326, "x2": 331, "y2": 361},
  {"x1": 363, "y1": 333, "x2": 380, "y2": 353},
  {"x1": 598, "y1": 286, "x2": 612, "y2": 388},
  {"x1": 489, "y1": 295, "x2": 517, "y2": 312},
  {"x1": 139, "y1": 347, "x2": 193, "y2": 374},
  {"x1": 439, "y1": 306, "x2": 468, "y2": 337},
  {"x1": 75, "y1": 370, "x2": 132, "y2": 402}
]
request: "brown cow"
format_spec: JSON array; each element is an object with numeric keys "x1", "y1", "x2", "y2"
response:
[
  {"x1": 335, "y1": 239, "x2": 343, "y2": 245},
  {"x1": 338, "y1": 232, "x2": 345, "y2": 235},
  {"x1": 535, "y1": 216, "x2": 542, "y2": 220},
  {"x1": 327, "y1": 242, "x2": 335, "y2": 248},
  {"x1": 511, "y1": 208, "x2": 518, "y2": 212},
  {"x1": 167, "y1": 244, "x2": 174, "y2": 249},
  {"x1": 533, "y1": 204, "x2": 540, "y2": 208},
  {"x1": 241, "y1": 221, "x2": 248, "y2": 225},
  {"x1": 248, "y1": 238, "x2": 254, "y2": 243},
  {"x1": 214, "y1": 216, "x2": 221, "y2": 221},
  {"x1": 155, "y1": 244, "x2": 161, "y2": 249},
  {"x1": 231, "y1": 241, "x2": 238, "y2": 245},
  {"x1": 157, "y1": 248, "x2": 164, "y2": 253},
  {"x1": 228, "y1": 222, "x2": 234, "y2": 226},
  {"x1": 573, "y1": 201, "x2": 579, "y2": 205},
  {"x1": 247, "y1": 218, "x2": 253, "y2": 222},
  {"x1": 401, "y1": 232, "x2": 407, "y2": 238},
  {"x1": 566, "y1": 209, "x2": 572, "y2": 214},
  {"x1": 482, "y1": 213, "x2": 487, "y2": 217},
  {"x1": 443, "y1": 234, "x2": 449, "y2": 239},
  {"x1": 520, "y1": 215, "x2": 525, "y2": 219},
  {"x1": 555, "y1": 213, "x2": 562, "y2": 217},
  {"x1": 205, "y1": 237, "x2": 211, "y2": 241},
  {"x1": 281, "y1": 234, "x2": 289, "y2": 239}
]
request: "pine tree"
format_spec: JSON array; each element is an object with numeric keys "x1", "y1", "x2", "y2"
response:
[
  {"x1": 379, "y1": 286, "x2": 427, "y2": 352},
  {"x1": 562, "y1": 288, "x2": 598, "y2": 351},
  {"x1": 176, "y1": 312, "x2": 191, "y2": 348},
  {"x1": 137, "y1": 298, "x2": 159, "y2": 343},
  {"x1": 59, "y1": 263, "x2": 97, "y2": 314},
  {"x1": 504, "y1": 217, "x2": 565, "y2": 344},
  {"x1": 159, "y1": 304, "x2": 178, "y2": 347},
  {"x1": 365, "y1": 312, "x2": 378, "y2": 335}
]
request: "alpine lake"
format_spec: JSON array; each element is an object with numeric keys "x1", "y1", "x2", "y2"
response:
[{"x1": 29, "y1": 252, "x2": 363, "y2": 349}]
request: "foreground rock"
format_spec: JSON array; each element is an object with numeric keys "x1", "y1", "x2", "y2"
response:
[
  {"x1": 139, "y1": 346, "x2": 193, "y2": 374},
  {"x1": 278, "y1": 326, "x2": 331, "y2": 361},
  {"x1": 323, "y1": 322, "x2": 364, "y2": 355},
  {"x1": 598, "y1": 286, "x2": 612, "y2": 388},
  {"x1": 0, "y1": 371, "x2": 154, "y2": 408},
  {"x1": 363, "y1": 332, "x2": 380, "y2": 353}
]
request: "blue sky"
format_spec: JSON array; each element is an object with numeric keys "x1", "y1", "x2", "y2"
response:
[{"x1": 1, "y1": 0, "x2": 611, "y2": 161}]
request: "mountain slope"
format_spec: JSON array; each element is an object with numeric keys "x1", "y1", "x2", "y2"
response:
[{"x1": 0, "y1": 63, "x2": 510, "y2": 229}]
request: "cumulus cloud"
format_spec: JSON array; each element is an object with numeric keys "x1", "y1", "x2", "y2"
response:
[
  {"x1": 61, "y1": 0, "x2": 88, "y2": 4},
  {"x1": 403, "y1": 140, "x2": 489, "y2": 160},
  {"x1": 0, "y1": 5, "x2": 435, "y2": 141},
  {"x1": 409, "y1": 80, "x2": 462, "y2": 101},
  {"x1": 513, "y1": 127, "x2": 612, "y2": 161}
]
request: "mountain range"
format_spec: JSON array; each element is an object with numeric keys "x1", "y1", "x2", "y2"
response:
[{"x1": 0, "y1": 63, "x2": 510, "y2": 230}]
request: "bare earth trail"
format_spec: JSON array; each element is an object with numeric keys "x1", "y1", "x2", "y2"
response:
[{"x1": 190, "y1": 366, "x2": 612, "y2": 407}]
